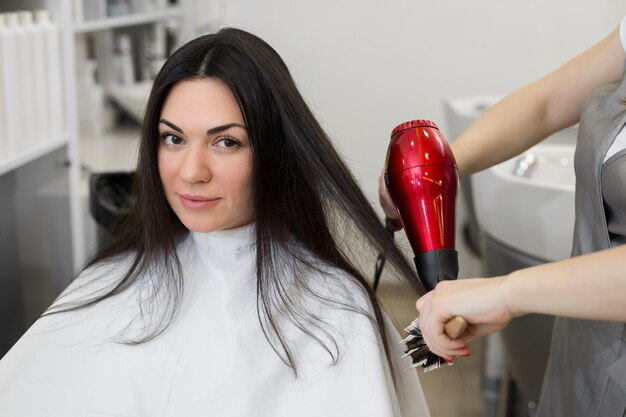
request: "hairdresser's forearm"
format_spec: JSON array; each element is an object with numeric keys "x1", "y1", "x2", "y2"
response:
[
  {"x1": 453, "y1": 26, "x2": 624, "y2": 178},
  {"x1": 504, "y1": 244, "x2": 626, "y2": 322},
  {"x1": 451, "y1": 84, "x2": 555, "y2": 177}
]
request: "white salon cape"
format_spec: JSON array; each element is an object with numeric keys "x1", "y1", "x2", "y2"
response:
[{"x1": 0, "y1": 225, "x2": 430, "y2": 417}]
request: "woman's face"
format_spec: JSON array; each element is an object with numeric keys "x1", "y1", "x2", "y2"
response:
[{"x1": 158, "y1": 78, "x2": 254, "y2": 232}]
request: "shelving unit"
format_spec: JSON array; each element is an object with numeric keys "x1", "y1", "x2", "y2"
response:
[
  {"x1": 0, "y1": 138, "x2": 69, "y2": 177},
  {"x1": 73, "y1": 6, "x2": 182, "y2": 33},
  {"x1": 64, "y1": 1, "x2": 191, "y2": 270},
  {"x1": 0, "y1": 0, "x2": 203, "y2": 356}
]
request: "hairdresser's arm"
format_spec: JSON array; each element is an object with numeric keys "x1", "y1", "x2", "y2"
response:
[
  {"x1": 416, "y1": 244, "x2": 626, "y2": 358},
  {"x1": 452, "y1": 25, "x2": 624, "y2": 176},
  {"x1": 379, "y1": 26, "x2": 624, "y2": 218}
]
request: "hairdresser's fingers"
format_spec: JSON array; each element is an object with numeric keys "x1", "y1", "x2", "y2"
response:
[
  {"x1": 416, "y1": 293, "x2": 468, "y2": 357},
  {"x1": 415, "y1": 291, "x2": 429, "y2": 313},
  {"x1": 417, "y1": 278, "x2": 518, "y2": 358},
  {"x1": 421, "y1": 318, "x2": 468, "y2": 358},
  {"x1": 425, "y1": 278, "x2": 514, "y2": 330},
  {"x1": 378, "y1": 169, "x2": 401, "y2": 221},
  {"x1": 458, "y1": 322, "x2": 508, "y2": 345},
  {"x1": 427, "y1": 321, "x2": 469, "y2": 357},
  {"x1": 417, "y1": 290, "x2": 469, "y2": 354}
]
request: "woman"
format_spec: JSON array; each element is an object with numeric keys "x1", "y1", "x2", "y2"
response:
[
  {"x1": 0, "y1": 28, "x2": 430, "y2": 416},
  {"x1": 380, "y1": 17, "x2": 626, "y2": 417}
]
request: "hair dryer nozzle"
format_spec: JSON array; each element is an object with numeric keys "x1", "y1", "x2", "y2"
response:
[{"x1": 414, "y1": 249, "x2": 458, "y2": 291}]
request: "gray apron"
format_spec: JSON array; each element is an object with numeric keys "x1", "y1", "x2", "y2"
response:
[{"x1": 537, "y1": 70, "x2": 626, "y2": 416}]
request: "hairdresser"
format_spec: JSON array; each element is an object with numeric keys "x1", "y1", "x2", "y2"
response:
[{"x1": 379, "y1": 16, "x2": 626, "y2": 417}]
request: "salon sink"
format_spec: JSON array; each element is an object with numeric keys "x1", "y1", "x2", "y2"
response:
[
  {"x1": 105, "y1": 81, "x2": 153, "y2": 124},
  {"x1": 471, "y1": 129, "x2": 577, "y2": 261}
]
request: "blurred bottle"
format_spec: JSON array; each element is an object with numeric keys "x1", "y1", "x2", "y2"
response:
[
  {"x1": 13, "y1": 12, "x2": 35, "y2": 153},
  {"x1": 78, "y1": 60, "x2": 107, "y2": 138},
  {"x1": 1, "y1": 13, "x2": 22, "y2": 157},
  {"x1": 35, "y1": 9, "x2": 64, "y2": 139},
  {"x1": 0, "y1": 14, "x2": 10, "y2": 160},
  {"x1": 116, "y1": 34, "x2": 135, "y2": 85},
  {"x1": 27, "y1": 10, "x2": 49, "y2": 145}
]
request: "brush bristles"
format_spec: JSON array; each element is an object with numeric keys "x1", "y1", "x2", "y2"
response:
[{"x1": 401, "y1": 316, "x2": 452, "y2": 372}]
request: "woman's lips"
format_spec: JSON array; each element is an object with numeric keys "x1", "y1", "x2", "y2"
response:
[{"x1": 178, "y1": 194, "x2": 221, "y2": 210}]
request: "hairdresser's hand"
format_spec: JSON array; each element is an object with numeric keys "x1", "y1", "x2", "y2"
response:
[
  {"x1": 416, "y1": 277, "x2": 515, "y2": 359},
  {"x1": 378, "y1": 169, "x2": 403, "y2": 231}
]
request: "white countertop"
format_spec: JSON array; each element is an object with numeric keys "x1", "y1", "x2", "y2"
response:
[{"x1": 80, "y1": 126, "x2": 140, "y2": 174}]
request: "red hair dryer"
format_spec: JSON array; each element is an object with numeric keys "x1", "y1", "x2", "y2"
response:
[
  {"x1": 384, "y1": 120, "x2": 459, "y2": 291},
  {"x1": 385, "y1": 120, "x2": 467, "y2": 364}
]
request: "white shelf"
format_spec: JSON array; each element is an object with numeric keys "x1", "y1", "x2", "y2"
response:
[
  {"x1": 73, "y1": 7, "x2": 182, "y2": 34},
  {"x1": 0, "y1": 138, "x2": 69, "y2": 177}
]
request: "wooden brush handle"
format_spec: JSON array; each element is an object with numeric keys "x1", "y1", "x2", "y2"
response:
[{"x1": 444, "y1": 316, "x2": 467, "y2": 339}]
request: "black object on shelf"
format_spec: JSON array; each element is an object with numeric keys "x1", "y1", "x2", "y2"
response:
[{"x1": 89, "y1": 172, "x2": 135, "y2": 249}]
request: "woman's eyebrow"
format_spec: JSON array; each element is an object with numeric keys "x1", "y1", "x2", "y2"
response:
[
  {"x1": 159, "y1": 118, "x2": 183, "y2": 133},
  {"x1": 159, "y1": 119, "x2": 246, "y2": 135},
  {"x1": 206, "y1": 123, "x2": 247, "y2": 135}
]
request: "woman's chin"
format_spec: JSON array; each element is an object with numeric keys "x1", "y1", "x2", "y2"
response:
[{"x1": 181, "y1": 217, "x2": 254, "y2": 233}]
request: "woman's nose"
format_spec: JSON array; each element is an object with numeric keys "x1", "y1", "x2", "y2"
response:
[{"x1": 179, "y1": 147, "x2": 212, "y2": 183}]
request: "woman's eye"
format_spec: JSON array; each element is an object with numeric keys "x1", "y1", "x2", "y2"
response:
[
  {"x1": 161, "y1": 133, "x2": 184, "y2": 146},
  {"x1": 216, "y1": 137, "x2": 240, "y2": 149}
]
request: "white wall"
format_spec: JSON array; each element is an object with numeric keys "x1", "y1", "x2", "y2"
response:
[{"x1": 219, "y1": 0, "x2": 626, "y2": 204}]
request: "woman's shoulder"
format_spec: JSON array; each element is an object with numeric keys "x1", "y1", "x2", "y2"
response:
[{"x1": 49, "y1": 252, "x2": 136, "y2": 310}]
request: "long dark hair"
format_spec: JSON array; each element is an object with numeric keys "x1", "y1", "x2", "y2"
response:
[{"x1": 50, "y1": 28, "x2": 424, "y2": 373}]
